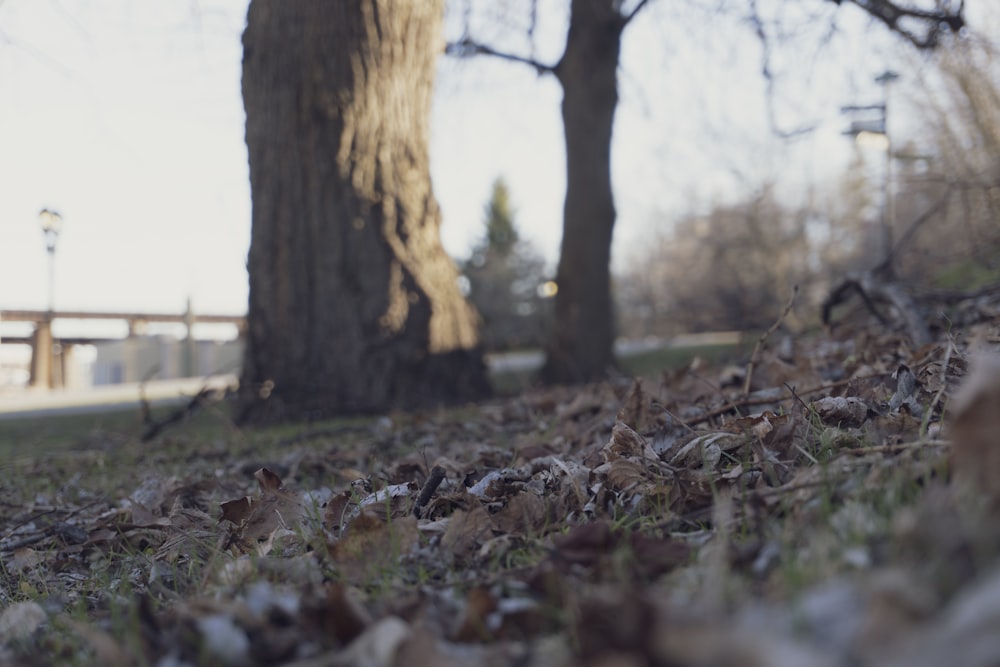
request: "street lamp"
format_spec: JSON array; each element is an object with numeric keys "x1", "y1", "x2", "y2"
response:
[
  {"x1": 38, "y1": 208, "x2": 63, "y2": 313},
  {"x1": 841, "y1": 70, "x2": 899, "y2": 275}
]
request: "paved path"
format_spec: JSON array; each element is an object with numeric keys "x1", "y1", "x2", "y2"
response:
[
  {"x1": 0, "y1": 333, "x2": 743, "y2": 420},
  {"x1": 0, "y1": 375, "x2": 237, "y2": 419}
]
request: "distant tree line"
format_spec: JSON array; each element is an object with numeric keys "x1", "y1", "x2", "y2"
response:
[{"x1": 616, "y1": 22, "x2": 1000, "y2": 337}]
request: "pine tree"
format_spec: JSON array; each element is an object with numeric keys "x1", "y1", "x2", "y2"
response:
[
  {"x1": 464, "y1": 178, "x2": 550, "y2": 351},
  {"x1": 484, "y1": 178, "x2": 517, "y2": 258}
]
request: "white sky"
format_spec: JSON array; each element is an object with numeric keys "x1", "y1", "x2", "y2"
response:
[{"x1": 0, "y1": 0, "x2": 932, "y2": 337}]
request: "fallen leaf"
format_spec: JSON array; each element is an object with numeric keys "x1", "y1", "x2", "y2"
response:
[
  {"x1": 453, "y1": 586, "x2": 499, "y2": 642},
  {"x1": 950, "y1": 351, "x2": 1000, "y2": 498},
  {"x1": 220, "y1": 467, "x2": 308, "y2": 552},
  {"x1": 330, "y1": 513, "x2": 419, "y2": 583},
  {"x1": 809, "y1": 397, "x2": 869, "y2": 428},
  {"x1": 441, "y1": 505, "x2": 494, "y2": 564},
  {"x1": 604, "y1": 420, "x2": 659, "y2": 461},
  {"x1": 0, "y1": 601, "x2": 46, "y2": 643}
]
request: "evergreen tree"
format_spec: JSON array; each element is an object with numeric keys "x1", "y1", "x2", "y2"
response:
[
  {"x1": 484, "y1": 178, "x2": 517, "y2": 258},
  {"x1": 464, "y1": 178, "x2": 550, "y2": 351}
]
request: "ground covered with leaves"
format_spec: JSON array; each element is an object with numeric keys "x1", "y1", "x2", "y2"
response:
[{"x1": 3, "y1": 290, "x2": 1000, "y2": 667}]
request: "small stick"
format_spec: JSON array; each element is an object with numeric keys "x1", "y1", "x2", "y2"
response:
[
  {"x1": 743, "y1": 285, "x2": 798, "y2": 397},
  {"x1": 413, "y1": 466, "x2": 446, "y2": 518}
]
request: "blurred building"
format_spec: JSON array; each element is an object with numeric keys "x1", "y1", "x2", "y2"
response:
[{"x1": 92, "y1": 335, "x2": 242, "y2": 385}]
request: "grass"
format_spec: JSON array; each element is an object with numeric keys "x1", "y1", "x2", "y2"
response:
[
  {"x1": 0, "y1": 331, "x2": 990, "y2": 665},
  {"x1": 0, "y1": 407, "x2": 144, "y2": 453},
  {"x1": 489, "y1": 341, "x2": 743, "y2": 396},
  {"x1": 0, "y1": 340, "x2": 742, "y2": 456},
  {"x1": 619, "y1": 342, "x2": 743, "y2": 378},
  {"x1": 931, "y1": 255, "x2": 1000, "y2": 291}
]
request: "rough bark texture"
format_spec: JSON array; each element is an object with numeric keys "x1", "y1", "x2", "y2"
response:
[
  {"x1": 238, "y1": 0, "x2": 489, "y2": 423},
  {"x1": 540, "y1": 0, "x2": 626, "y2": 385}
]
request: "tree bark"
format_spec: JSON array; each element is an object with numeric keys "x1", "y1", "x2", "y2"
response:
[
  {"x1": 540, "y1": 0, "x2": 626, "y2": 384},
  {"x1": 238, "y1": 0, "x2": 489, "y2": 423}
]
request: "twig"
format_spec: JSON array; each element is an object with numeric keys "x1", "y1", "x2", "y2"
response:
[
  {"x1": 138, "y1": 366, "x2": 161, "y2": 427},
  {"x1": 743, "y1": 285, "x2": 798, "y2": 397},
  {"x1": 822, "y1": 273, "x2": 931, "y2": 346},
  {"x1": 838, "y1": 439, "x2": 949, "y2": 456},
  {"x1": 843, "y1": 0, "x2": 965, "y2": 49},
  {"x1": 445, "y1": 38, "x2": 554, "y2": 75},
  {"x1": 662, "y1": 406, "x2": 698, "y2": 436},
  {"x1": 736, "y1": 476, "x2": 842, "y2": 501},
  {"x1": 783, "y1": 382, "x2": 810, "y2": 413},
  {"x1": 141, "y1": 386, "x2": 216, "y2": 442},
  {"x1": 924, "y1": 337, "x2": 955, "y2": 432},
  {"x1": 822, "y1": 278, "x2": 888, "y2": 328},
  {"x1": 686, "y1": 371, "x2": 890, "y2": 427},
  {"x1": 623, "y1": 0, "x2": 652, "y2": 24},
  {"x1": 413, "y1": 466, "x2": 447, "y2": 518}
]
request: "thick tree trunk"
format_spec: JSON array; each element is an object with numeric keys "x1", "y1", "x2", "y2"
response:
[
  {"x1": 540, "y1": 0, "x2": 625, "y2": 384},
  {"x1": 238, "y1": 0, "x2": 489, "y2": 423}
]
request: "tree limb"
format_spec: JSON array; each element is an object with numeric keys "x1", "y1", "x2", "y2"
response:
[
  {"x1": 839, "y1": 0, "x2": 965, "y2": 49},
  {"x1": 623, "y1": 0, "x2": 653, "y2": 26},
  {"x1": 445, "y1": 37, "x2": 555, "y2": 75},
  {"x1": 747, "y1": 0, "x2": 822, "y2": 139}
]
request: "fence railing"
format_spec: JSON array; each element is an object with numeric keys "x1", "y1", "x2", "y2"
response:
[{"x1": 0, "y1": 308, "x2": 245, "y2": 389}]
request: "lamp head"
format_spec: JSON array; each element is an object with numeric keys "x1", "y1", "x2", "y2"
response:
[{"x1": 39, "y1": 208, "x2": 63, "y2": 253}]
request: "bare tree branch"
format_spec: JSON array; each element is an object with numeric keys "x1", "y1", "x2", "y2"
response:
[
  {"x1": 838, "y1": 0, "x2": 965, "y2": 48},
  {"x1": 445, "y1": 37, "x2": 555, "y2": 75},
  {"x1": 748, "y1": 0, "x2": 965, "y2": 140},
  {"x1": 747, "y1": 0, "x2": 819, "y2": 140},
  {"x1": 448, "y1": 1, "x2": 653, "y2": 74},
  {"x1": 623, "y1": 0, "x2": 653, "y2": 26}
]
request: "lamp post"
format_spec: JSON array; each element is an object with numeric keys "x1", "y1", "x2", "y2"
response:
[
  {"x1": 875, "y1": 70, "x2": 899, "y2": 277},
  {"x1": 39, "y1": 208, "x2": 63, "y2": 313},
  {"x1": 841, "y1": 70, "x2": 899, "y2": 275},
  {"x1": 38, "y1": 208, "x2": 63, "y2": 389}
]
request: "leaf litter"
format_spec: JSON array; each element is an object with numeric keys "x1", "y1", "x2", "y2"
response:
[{"x1": 2, "y1": 292, "x2": 1000, "y2": 665}]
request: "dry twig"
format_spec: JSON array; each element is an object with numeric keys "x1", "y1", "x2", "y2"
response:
[{"x1": 743, "y1": 285, "x2": 798, "y2": 397}]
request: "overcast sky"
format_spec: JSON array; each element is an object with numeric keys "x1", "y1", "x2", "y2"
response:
[{"x1": 0, "y1": 0, "x2": 923, "y2": 337}]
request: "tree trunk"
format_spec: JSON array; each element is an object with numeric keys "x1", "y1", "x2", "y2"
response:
[
  {"x1": 540, "y1": 0, "x2": 625, "y2": 384},
  {"x1": 238, "y1": 0, "x2": 489, "y2": 423}
]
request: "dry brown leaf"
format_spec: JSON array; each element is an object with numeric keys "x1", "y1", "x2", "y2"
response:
[
  {"x1": 64, "y1": 618, "x2": 134, "y2": 667},
  {"x1": 220, "y1": 496, "x2": 254, "y2": 526},
  {"x1": 628, "y1": 533, "x2": 692, "y2": 579},
  {"x1": 441, "y1": 505, "x2": 494, "y2": 564},
  {"x1": 809, "y1": 396, "x2": 870, "y2": 428},
  {"x1": 255, "y1": 466, "x2": 286, "y2": 491},
  {"x1": 604, "y1": 420, "x2": 659, "y2": 461},
  {"x1": 728, "y1": 410, "x2": 789, "y2": 440},
  {"x1": 337, "y1": 615, "x2": 410, "y2": 667},
  {"x1": 219, "y1": 467, "x2": 308, "y2": 553},
  {"x1": 949, "y1": 350, "x2": 1000, "y2": 498},
  {"x1": 325, "y1": 490, "x2": 355, "y2": 532},
  {"x1": 617, "y1": 378, "x2": 654, "y2": 433},
  {"x1": 330, "y1": 513, "x2": 419, "y2": 584},
  {"x1": 8, "y1": 548, "x2": 44, "y2": 574},
  {"x1": 557, "y1": 392, "x2": 604, "y2": 420},
  {"x1": 602, "y1": 458, "x2": 650, "y2": 493},
  {"x1": 0, "y1": 601, "x2": 46, "y2": 643},
  {"x1": 669, "y1": 432, "x2": 739, "y2": 469},
  {"x1": 452, "y1": 586, "x2": 499, "y2": 642},
  {"x1": 551, "y1": 521, "x2": 617, "y2": 571},
  {"x1": 492, "y1": 491, "x2": 549, "y2": 535},
  {"x1": 316, "y1": 582, "x2": 372, "y2": 645},
  {"x1": 553, "y1": 521, "x2": 691, "y2": 581}
]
